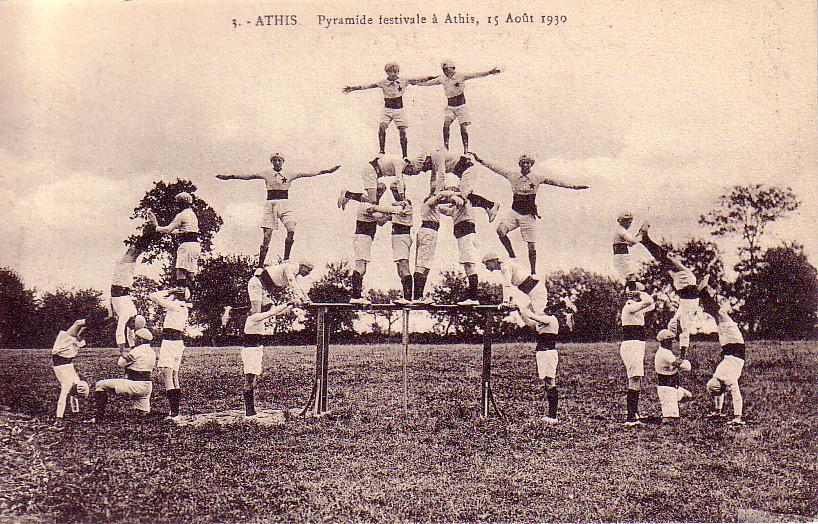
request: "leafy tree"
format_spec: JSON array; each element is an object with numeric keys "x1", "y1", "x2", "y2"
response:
[
  {"x1": 429, "y1": 270, "x2": 500, "y2": 338},
  {"x1": 127, "y1": 179, "x2": 224, "y2": 264},
  {"x1": 738, "y1": 243, "x2": 818, "y2": 339},
  {"x1": 0, "y1": 268, "x2": 38, "y2": 348},
  {"x1": 303, "y1": 262, "x2": 358, "y2": 337},
  {"x1": 365, "y1": 288, "x2": 402, "y2": 337},
  {"x1": 699, "y1": 184, "x2": 799, "y2": 275},
  {"x1": 130, "y1": 275, "x2": 162, "y2": 330},
  {"x1": 546, "y1": 269, "x2": 621, "y2": 342},
  {"x1": 35, "y1": 288, "x2": 109, "y2": 347}
]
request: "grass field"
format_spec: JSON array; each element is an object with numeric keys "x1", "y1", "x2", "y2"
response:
[{"x1": 1, "y1": 340, "x2": 816, "y2": 522}]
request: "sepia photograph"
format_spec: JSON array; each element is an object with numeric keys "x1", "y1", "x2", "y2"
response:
[{"x1": 0, "y1": 1, "x2": 816, "y2": 522}]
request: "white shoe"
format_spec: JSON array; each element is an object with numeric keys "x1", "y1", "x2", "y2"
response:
[
  {"x1": 166, "y1": 415, "x2": 183, "y2": 424},
  {"x1": 542, "y1": 416, "x2": 559, "y2": 424},
  {"x1": 337, "y1": 190, "x2": 349, "y2": 210},
  {"x1": 487, "y1": 202, "x2": 500, "y2": 223},
  {"x1": 707, "y1": 411, "x2": 725, "y2": 419},
  {"x1": 349, "y1": 297, "x2": 371, "y2": 305},
  {"x1": 623, "y1": 419, "x2": 643, "y2": 427},
  {"x1": 244, "y1": 414, "x2": 258, "y2": 421},
  {"x1": 457, "y1": 298, "x2": 479, "y2": 306},
  {"x1": 393, "y1": 297, "x2": 411, "y2": 306},
  {"x1": 727, "y1": 417, "x2": 746, "y2": 426}
]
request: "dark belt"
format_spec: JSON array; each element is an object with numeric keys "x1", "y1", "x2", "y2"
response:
[
  {"x1": 721, "y1": 343, "x2": 746, "y2": 360},
  {"x1": 453, "y1": 221, "x2": 476, "y2": 239},
  {"x1": 452, "y1": 156, "x2": 473, "y2": 177},
  {"x1": 111, "y1": 285, "x2": 131, "y2": 298},
  {"x1": 162, "y1": 328, "x2": 184, "y2": 341},
  {"x1": 267, "y1": 189, "x2": 289, "y2": 200},
  {"x1": 52, "y1": 354, "x2": 74, "y2": 366},
  {"x1": 613, "y1": 243, "x2": 630, "y2": 255},
  {"x1": 657, "y1": 373, "x2": 679, "y2": 387},
  {"x1": 421, "y1": 220, "x2": 440, "y2": 231},
  {"x1": 126, "y1": 370, "x2": 152, "y2": 382},
  {"x1": 622, "y1": 325, "x2": 646, "y2": 341},
  {"x1": 447, "y1": 93, "x2": 466, "y2": 106},
  {"x1": 177, "y1": 232, "x2": 199, "y2": 244},
  {"x1": 536, "y1": 333, "x2": 557, "y2": 351},
  {"x1": 243, "y1": 334, "x2": 272, "y2": 346},
  {"x1": 517, "y1": 276, "x2": 539, "y2": 294},
  {"x1": 511, "y1": 193, "x2": 538, "y2": 217},
  {"x1": 384, "y1": 97, "x2": 403, "y2": 109},
  {"x1": 355, "y1": 220, "x2": 377, "y2": 238},
  {"x1": 678, "y1": 285, "x2": 698, "y2": 299},
  {"x1": 392, "y1": 223, "x2": 411, "y2": 235}
]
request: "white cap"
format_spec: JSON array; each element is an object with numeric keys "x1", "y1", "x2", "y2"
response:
[
  {"x1": 175, "y1": 192, "x2": 193, "y2": 204},
  {"x1": 270, "y1": 152, "x2": 284, "y2": 162},
  {"x1": 482, "y1": 252, "x2": 501, "y2": 264},
  {"x1": 618, "y1": 211, "x2": 633, "y2": 221},
  {"x1": 299, "y1": 258, "x2": 315, "y2": 270},
  {"x1": 441, "y1": 59, "x2": 455, "y2": 69},
  {"x1": 679, "y1": 360, "x2": 692, "y2": 372},
  {"x1": 135, "y1": 327, "x2": 154, "y2": 341},
  {"x1": 133, "y1": 315, "x2": 147, "y2": 330},
  {"x1": 656, "y1": 329, "x2": 676, "y2": 342}
]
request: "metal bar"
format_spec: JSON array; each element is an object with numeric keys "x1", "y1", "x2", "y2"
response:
[
  {"x1": 402, "y1": 308, "x2": 409, "y2": 416},
  {"x1": 301, "y1": 302, "x2": 507, "y2": 312},
  {"x1": 319, "y1": 309, "x2": 330, "y2": 413}
]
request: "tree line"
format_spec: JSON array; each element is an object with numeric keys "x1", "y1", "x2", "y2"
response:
[{"x1": 1, "y1": 182, "x2": 815, "y2": 348}]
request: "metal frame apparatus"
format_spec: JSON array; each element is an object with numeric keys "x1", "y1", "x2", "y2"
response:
[{"x1": 299, "y1": 303, "x2": 507, "y2": 419}]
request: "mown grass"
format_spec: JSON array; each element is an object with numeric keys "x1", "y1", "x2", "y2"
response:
[{"x1": 0, "y1": 340, "x2": 816, "y2": 522}]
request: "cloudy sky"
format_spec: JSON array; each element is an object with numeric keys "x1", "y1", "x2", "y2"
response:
[{"x1": 1, "y1": 1, "x2": 815, "y2": 295}]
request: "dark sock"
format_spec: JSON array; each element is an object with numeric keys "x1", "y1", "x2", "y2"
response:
[
  {"x1": 467, "y1": 274, "x2": 478, "y2": 300},
  {"x1": 528, "y1": 249, "x2": 537, "y2": 275},
  {"x1": 258, "y1": 243, "x2": 269, "y2": 267},
  {"x1": 699, "y1": 289, "x2": 720, "y2": 318},
  {"x1": 626, "y1": 389, "x2": 639, "y2": 421},
  {"x1": 351, "y1": 271, "x2": 363, "y2": 299},
  {"x1": 546, "y1": 386, "x2": 559, "y2": 418},
  {"x1": 378, "y1": 129, "x2": 386, "y2": 154},
  {"x1": 94, "y1": 390, "x2": 108, "y2": 417},
  {"x1": 640, "y1": 232, "x2": 672, "y2": 268},
  {"x1": 283, "y1": 233, "x2": 294, "y2": 261},
  {"x1": 413, "y1": 273, "x2": 427, "y2": 299},
  {"x1": 258, "y1": 270, "x2": 277, "y2": 296},
  {"x1": 168, "y1": 388, "x2": 181, "y2": 417},
  {"x1": 243, "y1": 389, "x2": 256, "y2": 416},
  {"x1": 499, "y1": 235, "x2": 516, "y2": 258},
  {"x1": 400, "y1": 275, "x2": 413, "y2": 300},
  {"x1": 345, "y1": 191, "x2": 364, "y2": 203},
  {"x1": 467, "y1": 193, "x2": 495, "y2": 210},
  {"x1": 399, "y1": 130, "x2": 408, "y2": 158}
]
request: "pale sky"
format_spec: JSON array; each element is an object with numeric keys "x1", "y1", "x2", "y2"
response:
[{"x1": 1, "y1": 1, "x2": 815, "y2": 294}]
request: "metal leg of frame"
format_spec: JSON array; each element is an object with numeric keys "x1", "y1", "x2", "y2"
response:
[
  {"x1": 402, "y1": 308, "x2": 409, "y2": 416},
  {"x1": 301, "y1": 307, "x2": 328, "y2": 417},
  {"x1": 480, "y1": 318, "x2": 505, "y2": 419}
]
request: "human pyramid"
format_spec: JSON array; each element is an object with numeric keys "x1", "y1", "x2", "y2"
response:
[{"x1": 50, "y1": 60, "x2": 747, "y2": 430}]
